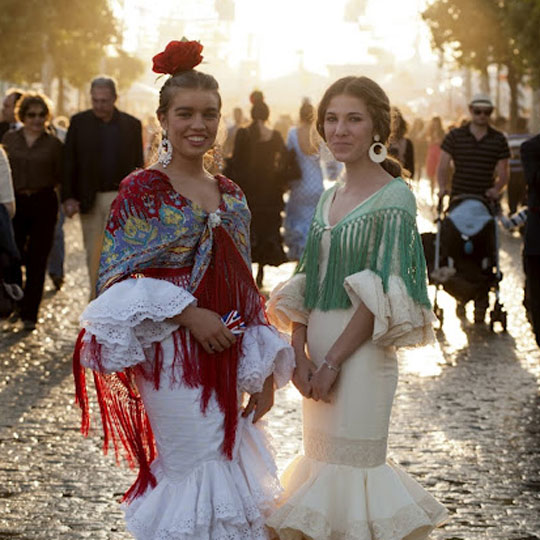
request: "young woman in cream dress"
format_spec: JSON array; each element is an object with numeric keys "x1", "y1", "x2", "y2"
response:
[{"x1": 267, "y1": 76, "x2": 447, "y2": 540}]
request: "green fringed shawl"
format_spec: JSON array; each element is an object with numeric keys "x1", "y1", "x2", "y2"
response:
[{"x1": 296, "y1": 178, "x2": 431, "y2": 311}]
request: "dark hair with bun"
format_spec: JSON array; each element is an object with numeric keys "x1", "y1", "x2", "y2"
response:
[
  {"x1": 316, "y1": 76, "x2": 402, "y2": 177},
  {"x1": 156, "y1": 70, "x2": 221, "y2": 116},
  {"x1": 249, "y1": 90, "x2": 270, "y2": 141}
]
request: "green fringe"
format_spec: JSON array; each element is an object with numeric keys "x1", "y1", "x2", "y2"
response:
[{"x1": 295, "y1": 206, "x2": 431, "y2": 311}]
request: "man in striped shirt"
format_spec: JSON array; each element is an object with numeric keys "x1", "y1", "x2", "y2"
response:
[
  {"x1": 438, "y1": 94, "x2": 510, "y2": 200},
  {"x1": 437, "y1": 94, "x2": 510, "y2": 323}
]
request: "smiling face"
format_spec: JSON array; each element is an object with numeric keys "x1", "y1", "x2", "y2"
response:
[
  {"x1": 158, "y1": 88, "x2": 221, "y2": 162},
  {"x1": 323, "y1": 93, "x2": 375, "y2": 164}
]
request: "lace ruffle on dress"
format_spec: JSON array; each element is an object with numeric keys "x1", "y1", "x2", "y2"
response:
[{"x1": 80, "y1": 277, "x2": 295, "y2": 540}]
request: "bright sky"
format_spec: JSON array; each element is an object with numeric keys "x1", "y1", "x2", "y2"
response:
[
  {"x1": 230, "y1": 0, "x2": 435, "y2": 79},
  {"x1": 121, "y1": 0, "x2": 436, "y2": 81}
]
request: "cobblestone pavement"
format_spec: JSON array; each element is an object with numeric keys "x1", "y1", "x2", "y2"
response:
[{"x1": 1, "y1": 184, "x2": 539, "y2": 539}]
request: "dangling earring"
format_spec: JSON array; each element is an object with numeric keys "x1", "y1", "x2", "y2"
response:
[
  {"x1": 368, "y1": 134, "x2": 387, "y2": 163},
  {"x1": 158, "y1": 131, "x2": 173, "y2": 168}
]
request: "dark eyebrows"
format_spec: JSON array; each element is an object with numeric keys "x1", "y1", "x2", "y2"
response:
[
  {"x1": 173, "y1": 106, "x2": 219, "y2": 113},
  {"x1": 325, "y1": 110, "x2": 365, "y2": 117}
]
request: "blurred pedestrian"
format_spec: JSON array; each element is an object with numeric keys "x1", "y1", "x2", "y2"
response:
[
  {"x1": 437, "y1": 93, "x2": 510, "y2": 323},
  {"x1": 409, "y1": 117, "x2": 427, "y2": 181},
  {"x1": 62, "y1": 76, "x2": 143, "y2": 298},
  {"x1": 0, "y1": 146, "x2": 22, "y2": 317},
  {"x1": 222, "y1": 106, "x2": 245, "y2": 159},
  {"x1": 229, "y1": 90, "x2": 288, "y2": 287},
  {"x1": 1, "y1": 92, "x2": 62, "y2": 330},
  {"x1": 507, "y1": 116, "x2": 530, "y2": 214},
  {"x1": 388, "y1": 106, "x2": 414, "y2": 177},
  {"x1": 0, "y1": 146, "x2": 15, "y2": 219},
  {"x1": 47, "y1": 115, "x2": 70, "y2": 292},
  {"x1": 521, "y1": 131, "x2": 540, "y2": 347},
  {"x1": 267, "y1": 75, "x2": 447, "y2": 539},
  {"x1": 283, "y1": 98, "x2": 324, "y2": 261},
  {"x1": 425, "y1": 115, "x2": 445, "y2": 199},
  {"x1": 73, "y1": 39, "x2": 293, "y2": 539},
  {"x1": 274, "y1": 113, "x2": 294, "y2": 142},
  {"x1": 0, "y1": 88, "x2": 23, "y2": 140}
]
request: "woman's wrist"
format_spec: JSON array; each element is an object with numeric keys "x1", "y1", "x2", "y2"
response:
[{"x1": 172, "y1": 304, "x2": 198, "y2": 326}]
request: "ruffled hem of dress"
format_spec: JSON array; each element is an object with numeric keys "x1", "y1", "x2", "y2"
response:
[
  {"x1": 124, "y1": 417, "x2": 280, "y2": 540},
  {"x1": 239, "y1": 325, "x2": 295, "y2": 394},
  {"x1": 267, "y1": 275, "x2": 310, "y2": 333},
  {"x1": 266, "y1": 456, "x2": 448, "y2": 540},
  {"x1": 344, "y1": 270, "x2": 436, "y2": 348}
]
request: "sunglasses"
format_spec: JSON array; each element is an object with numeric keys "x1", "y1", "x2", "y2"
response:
[
  {"x1": 26, "y1": 111, "x2": 47, "y2": 119},
  {"x1": 472, "y1": 107, "x2": 493, "y2": 116}
]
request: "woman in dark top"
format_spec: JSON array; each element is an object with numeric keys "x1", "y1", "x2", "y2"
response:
[
  {"x1": 230, "y1": 91, "x2": 287, "y2": 287},
  {"x1": 2, "y1": 92, "x2": 62, "y2": 330},
  {"x1": 388, "y1": 106, "x2": 414, "y2": 178}
]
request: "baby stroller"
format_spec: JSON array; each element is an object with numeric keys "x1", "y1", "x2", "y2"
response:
[{"x1": 422, "y1": 194, "x2": 507, "y2": 331}]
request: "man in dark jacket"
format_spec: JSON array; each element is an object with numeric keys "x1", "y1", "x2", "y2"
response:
[
  {"x1": 521, "y1": 132, "x2": 540, "y2": 346},
  {"x1": 62, "y1": 76, "x2": 143, "y2": 297}
]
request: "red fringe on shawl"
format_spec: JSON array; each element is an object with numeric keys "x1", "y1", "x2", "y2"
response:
[{"x1": 72, "y1": 225, "x2": 266, "y2": 500}]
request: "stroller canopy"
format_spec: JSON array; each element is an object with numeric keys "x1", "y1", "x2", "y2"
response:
[{"x1": 448, "y1": 199, "x2": 493, "y2": 237}]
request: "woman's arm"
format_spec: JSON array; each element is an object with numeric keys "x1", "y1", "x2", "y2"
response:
[
  {"x1": 310, "y1": 300, "x2": 374, "y2": 402},
  {"x1": 291, "y1": 321, "x2": 316, "y2": 397}
]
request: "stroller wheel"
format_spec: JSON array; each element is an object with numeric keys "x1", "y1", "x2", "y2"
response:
[
  {"x1": 501, "y1": 310, "x2": 507, "y2": 332},
  {"x1": 434, "y1": 305, "x2": 444, "y2": 326},
  {"x1": 489, "y1": 305, "x2": 507, "y2": 333}
]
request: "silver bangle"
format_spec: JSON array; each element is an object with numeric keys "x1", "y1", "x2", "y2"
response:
[{"x1": 322, "y1": 359, "x2": 340, "y2": 373}]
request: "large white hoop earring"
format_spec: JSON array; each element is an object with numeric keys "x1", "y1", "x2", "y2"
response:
[
  {"x1": 158, "y1": 132, "x2": 173, "y2": 168},
  {"x1": 368, "y1": 134, "x2": 387, "y2": 163}
]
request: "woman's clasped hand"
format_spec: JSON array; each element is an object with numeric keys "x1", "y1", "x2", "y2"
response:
[{"x1": 173, "y1": 304, "x2": 236, "y2": 354}]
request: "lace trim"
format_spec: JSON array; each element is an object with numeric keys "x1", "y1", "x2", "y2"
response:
[
  {"x1": 303, "y1": 428, "x2": 387, "y2": 468},
  {"x1": 238, "y1": 325, "x2": 294, "y2": 394},
  {"x1": 126, "y1": 497, "x2": 271, "y2": 539},
  {"x1": 80, "y1": 278, "x2": 195, "y2": 372},
  {"x1": 269, "y1": 495, "x2": 447, "y2": 540}
]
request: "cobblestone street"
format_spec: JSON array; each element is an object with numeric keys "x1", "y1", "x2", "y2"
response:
[{"x1": 1, "y1": 186, "x2": 539, "y2": 539}]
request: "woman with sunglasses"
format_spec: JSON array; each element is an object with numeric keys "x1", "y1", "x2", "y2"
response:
[{"x1": 1, "y1": 92, "x2": 62, "y2": 330}]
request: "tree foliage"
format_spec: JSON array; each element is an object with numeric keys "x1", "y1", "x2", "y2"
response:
[
  {"x1": 0, "y1": 0, "x2": 145, "y2": 111},
  {"x1": 0, "y1": 0, "x2": 117, "y2": 86},
  {"x1": 422, "y1": 0, "x2": 540, "y2": 125}
]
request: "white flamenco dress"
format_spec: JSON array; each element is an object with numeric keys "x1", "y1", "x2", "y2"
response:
[
  {"x1": 79, "y1": 277, "x2": 295, "y2": 540},
  {"x1": 266, "y1": 183, "x2": 448, "y2": 540}
]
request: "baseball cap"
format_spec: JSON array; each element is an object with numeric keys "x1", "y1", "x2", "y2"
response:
[{"x1": 469, "y1": 93, "x2": 494, "y2": 108}]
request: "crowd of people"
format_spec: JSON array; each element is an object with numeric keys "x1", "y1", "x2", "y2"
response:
[{"x1": 0, "y1": 36, "x2": 539, "y2": 540}]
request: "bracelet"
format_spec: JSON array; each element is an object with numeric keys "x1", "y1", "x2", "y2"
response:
[{"x1": 322, "y1": 359, "x2": 340, "y2": 373}]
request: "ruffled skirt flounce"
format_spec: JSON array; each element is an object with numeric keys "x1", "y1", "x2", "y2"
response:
[
  {"x1": 124, "y1": 418, "x2": 280, "y2": 540},
  {"x1": 267, "y1": 455, "x2": 448, "y2": 540}
]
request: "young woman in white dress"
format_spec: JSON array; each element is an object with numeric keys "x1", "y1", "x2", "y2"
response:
[
  {"x1": 266, "y1": 76, "x2": 448, "y2": 539},
  {"x1": 73, "y1": 40, "x2": 294, "y2": 539}
]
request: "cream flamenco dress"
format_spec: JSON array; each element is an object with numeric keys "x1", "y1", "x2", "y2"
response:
[{"x1": 266, "y1": 178, "x2": 448, "y2": 540}]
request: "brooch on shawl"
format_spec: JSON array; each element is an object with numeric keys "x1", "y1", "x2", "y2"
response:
[{"x1": 208, "y1": 211, "x2": 221, "y2": 229}]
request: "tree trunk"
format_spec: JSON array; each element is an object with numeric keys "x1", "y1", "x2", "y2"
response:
[
  {"x1": 480, "y1": 65, "x2": 490, "y2": 95},
  {"x1": 531, "y1": 88, "x2": 540, "y2": 133},
  {"x1": 507, "y1": 63, "x2": 519, "y2": 131},
  {"x1": 57, "y1": 75, "x2": 65, "y2": 116}
]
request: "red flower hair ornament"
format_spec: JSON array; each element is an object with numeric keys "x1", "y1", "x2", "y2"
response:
[{"x1": 152, "y1": 39, "x2": 203, "y2": 76}]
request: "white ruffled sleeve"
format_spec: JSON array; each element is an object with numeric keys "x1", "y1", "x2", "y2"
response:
[
  {"x1": 266, "y1": 274, "x2": 309, "y2": 333},
  {"x1": 80, "y1": 277, "x2": 196, "y2": 373},
  {"x1": 238, "y1": 325, "x2": 295, "y2": 394},
  {"x1": 344, "y1": 269, "x2": 436, "y2": 348}
]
